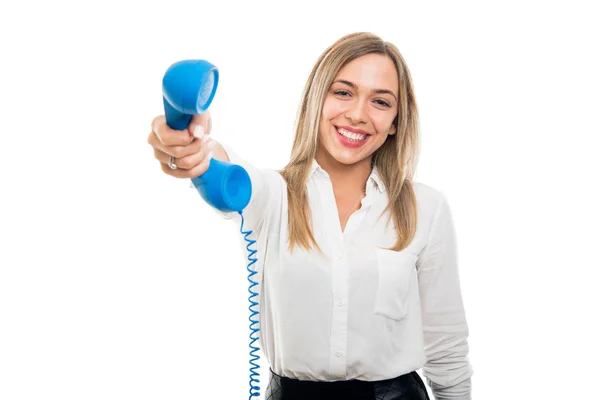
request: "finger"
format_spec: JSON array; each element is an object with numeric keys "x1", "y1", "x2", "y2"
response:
[
  {"x1": 148, "y1": 131, "x2": 206, "y2": 159},
  {"x1": 159, "y1": 150, "x2": 213, "y2": 179},
  {"x1": 153, "y1": 139, "x2": 215, "y2": 170},
  {"x1": 188, "y1": 112, "x2": 212, "y2": 139},
  {"x1": 176, "y1": 139, "x2": 216, "y2": 170},
  {"x1": 151, "y1": 115, "x2": 194, "y2": 146}
]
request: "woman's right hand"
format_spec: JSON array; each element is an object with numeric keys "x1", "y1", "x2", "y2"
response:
[{"x1": 147, "y1": 113, "x2": 216, "y2": 178}]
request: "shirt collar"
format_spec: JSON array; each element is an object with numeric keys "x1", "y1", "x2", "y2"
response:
[{"x1": 310, "y1": 159, "x2": 384, "y2": 193}]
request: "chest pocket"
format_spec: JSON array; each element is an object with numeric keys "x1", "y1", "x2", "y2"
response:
[{"x1": 374, "y1": 249, "x2": 418, "y2": 321}]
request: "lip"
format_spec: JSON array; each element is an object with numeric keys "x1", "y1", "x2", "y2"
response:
[
  {"x1": 336, "y1": 125, "x2": 371, "y2": 135},
  {"x1": 335, "y1": 126, "x2": 370, "y2": 148}
]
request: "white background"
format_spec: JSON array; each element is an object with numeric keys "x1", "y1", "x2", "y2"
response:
[{"x1": 1, "y1": 1, "x2": 599, "y2": 399}]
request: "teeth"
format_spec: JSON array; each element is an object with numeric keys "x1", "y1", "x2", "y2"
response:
[{"x1": 338, "y1": 128, "x2": 367, "y2": 141}]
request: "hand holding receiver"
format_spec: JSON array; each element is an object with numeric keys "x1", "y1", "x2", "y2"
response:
[{"x1": 162, "y1": 59, "x2": 252, "y2": 213}]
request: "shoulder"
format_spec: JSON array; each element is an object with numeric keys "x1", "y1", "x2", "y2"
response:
[
  {"x1": 411, "y1": 181, "x2": 457, "y2": 241},
  {"x1": 411, "y1": 180, "x2": 447, "y2": 211}
]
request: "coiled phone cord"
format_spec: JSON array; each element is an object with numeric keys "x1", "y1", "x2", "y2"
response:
[{"x1": 239, "y1": 211, "x2": 260, "y2": 398}]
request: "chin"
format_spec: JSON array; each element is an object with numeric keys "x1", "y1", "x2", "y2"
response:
[
  {"x1": 325, "y1": 146, "x2": 372, "y2": 167},
  {"x1": 332, "y1": 153, "x2": 364, "y2": 165}
]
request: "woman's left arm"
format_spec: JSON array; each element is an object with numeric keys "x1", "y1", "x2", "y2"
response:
[{"x1": 417, "y1": 191, "x2": 474, "y2": 400}]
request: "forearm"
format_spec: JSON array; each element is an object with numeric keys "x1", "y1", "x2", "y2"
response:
[{"x1": 210, "y1": 140, "x2": 230, "y2": 162}]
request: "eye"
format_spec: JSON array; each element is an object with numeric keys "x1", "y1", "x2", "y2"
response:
[
  {"x1": 333, "y1": 89, "x2": 351, "y2": 97},
  {"x1": 374, "y1": 99, "x2": 392, "y2": 108}
]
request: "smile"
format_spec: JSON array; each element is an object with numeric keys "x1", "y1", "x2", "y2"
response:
[{"x1": 337, "y1": 127, "x2": 368, "y2": 142}]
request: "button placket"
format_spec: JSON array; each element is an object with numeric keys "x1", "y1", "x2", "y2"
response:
[{"x1": 330, "y1": 247, "x2": 348, "y2": 378}]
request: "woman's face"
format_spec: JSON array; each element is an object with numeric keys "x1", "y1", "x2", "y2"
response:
[{"x1": 317, "y1": 53, "x2": 399, "y2": 169}]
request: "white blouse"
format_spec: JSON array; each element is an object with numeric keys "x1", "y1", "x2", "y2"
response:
[{"x1": 215, "y1": 145, "x2": 474, "y2": 400}]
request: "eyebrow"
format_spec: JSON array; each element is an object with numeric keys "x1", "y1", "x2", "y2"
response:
[{"x1": 333, "y1": 79, "x2": 397, "y2": 102}]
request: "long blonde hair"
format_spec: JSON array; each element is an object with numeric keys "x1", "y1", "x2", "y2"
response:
[{"x1": 279, "y1": 32, "x2": 419, "y2": 253}]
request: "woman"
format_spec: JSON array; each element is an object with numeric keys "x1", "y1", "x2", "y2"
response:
[{"x1": 148, "y1": 32, "x2": 473, "y2": 400}]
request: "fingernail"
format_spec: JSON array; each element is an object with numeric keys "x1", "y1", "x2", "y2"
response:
[
  {"x1": 207, "y1": 139, "x2": 217, "y2": 150},
  {"x1": 193, "y1": 125, "x2": 205, "y2": 140}
]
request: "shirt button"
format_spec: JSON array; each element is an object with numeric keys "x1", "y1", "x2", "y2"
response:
[
  {"x1": 335, "y1": 351, "x2": 342, "y2": 357},
  {"x1": 337, "y1": 299, "x2": 343, "y2": 306}
]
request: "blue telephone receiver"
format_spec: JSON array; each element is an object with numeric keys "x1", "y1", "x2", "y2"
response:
[
  {"x1": 162, "y1": 59, "x2": 252, "y2": 213},
  {"x1": 162, "y1": 60, "x2": 261, "y2": 398}
]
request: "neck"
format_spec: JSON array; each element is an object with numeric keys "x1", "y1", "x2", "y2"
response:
[{"x1": 315, "y1": 150, "x2": 372, "y2": 195}]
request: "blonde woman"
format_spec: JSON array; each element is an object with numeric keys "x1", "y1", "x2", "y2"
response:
[{"x1": 148, "y1": 32, "x2": 473, "y2": 400}]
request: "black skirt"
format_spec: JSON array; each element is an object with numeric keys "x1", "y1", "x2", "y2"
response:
[{"x1": 264, "y1": 369, "x2": 430, "y2": 400}]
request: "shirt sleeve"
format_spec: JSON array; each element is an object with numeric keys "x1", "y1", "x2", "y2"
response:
[{"x1": 417, "y1": 192, "x2": 474, "y2": 400}]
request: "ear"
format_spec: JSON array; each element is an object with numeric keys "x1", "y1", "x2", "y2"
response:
[{"x1": 388, "y1": 120, "x2": 397, "y2": 135}]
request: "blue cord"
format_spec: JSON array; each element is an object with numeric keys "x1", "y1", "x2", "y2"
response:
[{"x1": 239, "y1": 211, "x2": 260, "y2": 399}]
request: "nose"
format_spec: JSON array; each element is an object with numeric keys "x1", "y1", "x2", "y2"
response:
[{"x1": 344, "y1": 98, "x2": 368, "y2": 125}]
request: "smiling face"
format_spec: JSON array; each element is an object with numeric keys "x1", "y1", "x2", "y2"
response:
[{"x1": 316, "y1": 53, "x2": 399, "y2": 170}]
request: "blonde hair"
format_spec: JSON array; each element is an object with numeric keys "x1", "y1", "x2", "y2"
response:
[{"x1": 279, "y1": 32, "x2": 419, "y2": 253}]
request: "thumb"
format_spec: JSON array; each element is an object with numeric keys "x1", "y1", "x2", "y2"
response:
[{"x1": 188, "y1": 112, "x2": 211, "y2": 140}]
